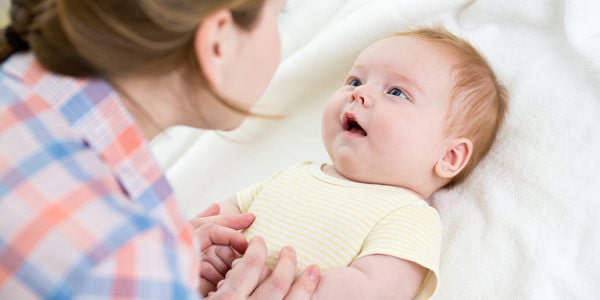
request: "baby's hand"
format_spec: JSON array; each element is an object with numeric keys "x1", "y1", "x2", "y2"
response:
[{"x1": 199, "y1": 244, "x2": 242, "y2": 296}]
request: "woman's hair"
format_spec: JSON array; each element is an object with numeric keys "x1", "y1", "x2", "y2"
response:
[
  {"x1": 395, "y1": 28, "x2": 508, "y2": 187},
  {"x1": 0, "y1": 0, "x2": 268, "y2": 125}
]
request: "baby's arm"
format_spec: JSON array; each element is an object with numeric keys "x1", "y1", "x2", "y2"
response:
[
  {"x1": 218, "y1": 195, "x2": 242, "y2": 215},
  {"x1": 312, "y1": 254, "x2": 427, "y2": 300}
]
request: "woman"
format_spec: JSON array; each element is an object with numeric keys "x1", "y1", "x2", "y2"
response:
[{"x1": 0, "y1": 0, "x2": 319, "y2": 298}]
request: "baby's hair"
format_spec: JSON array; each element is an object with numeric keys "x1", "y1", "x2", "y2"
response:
[{"x1": 395, "y1": 27, "x2": 508, "y2": 187}]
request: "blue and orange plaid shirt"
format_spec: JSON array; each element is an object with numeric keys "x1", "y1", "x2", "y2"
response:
[{"x1": 0, "y1": 53, "x2": 200, "y2": 299}]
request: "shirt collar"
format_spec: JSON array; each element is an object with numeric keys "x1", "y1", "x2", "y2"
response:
[{"x1": 4, "y1": 53, "x2": 171, "y2": 213}]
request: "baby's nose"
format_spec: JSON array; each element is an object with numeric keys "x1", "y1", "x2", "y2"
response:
[{"x1": 351, "y1": 85, "x2": 373, "y2": 107}]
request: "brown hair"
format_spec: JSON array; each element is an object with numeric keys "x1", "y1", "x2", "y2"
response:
[
  {"x1": 0, "y1": 0, "x2": 268, "y2": 127},
  {"x1": 396, "y1": 28, "x2": 508, "y2": 187}
]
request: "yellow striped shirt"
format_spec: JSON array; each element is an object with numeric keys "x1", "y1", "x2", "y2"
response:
[{"x1": 237, "y1": 161, "x2": 441, "y2": 298}]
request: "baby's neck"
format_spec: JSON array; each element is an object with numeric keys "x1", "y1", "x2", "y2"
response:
[
  {"x1": 321, "y1": 164, "x2": 346, "y2": 180},
  {"x1": 322, "y1": 164, "x2": 431, "y2": 199}
]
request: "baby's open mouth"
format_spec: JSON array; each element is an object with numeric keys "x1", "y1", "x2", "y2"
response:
[{"x1": 343, "y1": 113, "x2": 367, "y2": 136}]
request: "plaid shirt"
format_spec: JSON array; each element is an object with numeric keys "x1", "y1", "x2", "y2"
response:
[{"x1": 0, "y1": 53, "x2": 200, "y2": 299}]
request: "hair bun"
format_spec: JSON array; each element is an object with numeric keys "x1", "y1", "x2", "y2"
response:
[{"x1": 4, "y1": 25, "x2": 30, "y2": 52}]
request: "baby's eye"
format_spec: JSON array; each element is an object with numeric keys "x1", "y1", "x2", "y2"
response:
[
  {"x1": 347, "y1": 78, "x2": 362, "y2": 87},
  {"x1": 388, "y1": 87, "x2": 408, "y2": 99}
]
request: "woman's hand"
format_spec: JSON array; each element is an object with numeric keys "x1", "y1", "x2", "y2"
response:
[
  {"x1": 191, "y1": 204, "x2": 255, "y2": 295},
  {"x1": 208, "y1": 236, "x2": 321, "y2": 300}
]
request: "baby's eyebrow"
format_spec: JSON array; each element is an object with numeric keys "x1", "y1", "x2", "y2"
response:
[
  {"x1": 347, "y1": 65, "x2": 371, "y2": 80},
  {"x1": 351, "y1": 64, "x2": 368, "y2": 73},
  {"x1": 391, "y1": 71, "x2": 424, "y2": 96}
]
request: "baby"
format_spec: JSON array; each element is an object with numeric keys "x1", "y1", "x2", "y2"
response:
[{"x1": 201, "y1": 27, "x2": 507, "y2": 299}]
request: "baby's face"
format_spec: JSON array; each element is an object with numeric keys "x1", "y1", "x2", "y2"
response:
[{"x1": 321, "y1": 35, "x2": 457, "y2": 195}]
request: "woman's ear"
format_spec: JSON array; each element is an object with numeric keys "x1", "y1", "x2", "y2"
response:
[
  {"x1": 434, "y1": 138, "x2": 473, "y2": 179},
  {"x1": 194, "y1": 9, "x2": 239, "y2": 89}
]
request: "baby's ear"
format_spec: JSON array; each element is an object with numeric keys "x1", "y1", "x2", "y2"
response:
[{"x1": 434, "y1": 138, "x2": 473, "y2": 179}]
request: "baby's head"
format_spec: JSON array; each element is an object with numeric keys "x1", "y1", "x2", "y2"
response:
[
  {"x1": 321, "y1": 27, "x2": 507, "y2": 198},
  {"x1": 398, "y1": 28, "x2": 508, "y2": 187}
]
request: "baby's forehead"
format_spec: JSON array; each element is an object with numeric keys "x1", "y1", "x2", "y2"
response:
[
  {"x1": 359, "y1": 35, "x2": 454, "y2": 61},
  {"x1": 354, "y1": 36, "x2": 459, "y2": 73}
]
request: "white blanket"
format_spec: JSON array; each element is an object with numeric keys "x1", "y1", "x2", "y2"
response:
[{"x1": 152, "y1": 0, "x2": 600, "y2": 298}]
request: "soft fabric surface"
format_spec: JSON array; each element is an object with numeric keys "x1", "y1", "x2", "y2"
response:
[
  {"x1": 152, "y1": 0, "x2": 600, "y2": 298},
  {"x1": 0, "y1": 0, "x2": 9, "y2": 27}
]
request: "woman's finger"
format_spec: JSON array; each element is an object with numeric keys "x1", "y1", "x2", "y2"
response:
[
  {"x1": 284, "y1": 264, "x2": 320, "y2": 300},
  {"x1": 210, "y1": 236, "x2": 268, "y2": 297},
  {"x1": 250, "y1": 246, "x2": 297, "y2": 299},
  {"x1": 259, "y1": 262, "x2": 272, "y2": 284}
]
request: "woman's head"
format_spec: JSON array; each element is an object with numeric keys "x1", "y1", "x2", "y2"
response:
[
  {"x1": 1, "y1": 0, "x2": 284, "y2": 133},
  {"x1": 2, "y1": 0, "x2": 269, "y2": 76}
]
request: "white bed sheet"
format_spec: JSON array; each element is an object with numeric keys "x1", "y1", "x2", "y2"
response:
[{"x1": 152, "y1": 0, "x2": 600, "y2": 298}]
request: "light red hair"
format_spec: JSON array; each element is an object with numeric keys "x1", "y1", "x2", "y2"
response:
[{"x1": 395, "y1": 28, "x2": 508, "y2": 187}]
